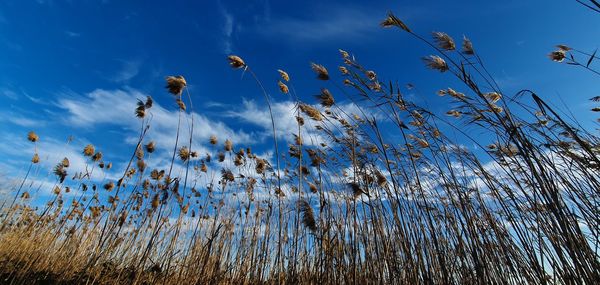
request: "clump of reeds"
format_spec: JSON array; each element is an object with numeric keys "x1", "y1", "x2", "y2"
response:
[{"x1": 0, "y1": 9, "x2": 599, "y2": 285}]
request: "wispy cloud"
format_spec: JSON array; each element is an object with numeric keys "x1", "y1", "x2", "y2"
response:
[
  {"x1": 0, "y1": 131, "x2": 107, "y2": 186},
  {"x1": 218, "y1": 2, "x2": 235, "y2": 54},
  {"x1": 23, "y1": 90, "x2": 46, "y2": 105},
  {"x1": 111, "y1": 59, "x2": 142, "y2": 83},
  {"x1": 225, "y1": 98, "x2": 350, "y2": 147},
  {"x1": 257, "y1": 4, "x2": 381, "y2": 44},
  {"x1": 0, "y1": 87, "x2": 18, "y2": 100},
  {"x1": 64, "y1": 30, "x2": 81, "y2": 37},
  {"x1": 0, "y1": 110, "x2": 45, "y2": 128},
  {"x1": 56, "y1": 88, "x2": 255, "y2": 153},
  {"x1": 225, "y1": 99, "x2": 304, "y2": 142}
]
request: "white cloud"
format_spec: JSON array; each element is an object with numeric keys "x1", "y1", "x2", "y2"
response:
[
  {"x1": 225, "y1": 97, "x2": 387, "y2": 148},
  {"x1": 111, "y1": 59, "x2": 142, "y2": 83},
  {"x1": 257, "y1": 5, "x2": 380, "y2": 44},
  {"x1": 0, "y1": 87, "x2": 275, "y2": 205},
  {"x1": 4, "y1": 115, "x2": 44, "y2": 128},
  {"x1": 225, "y1": 98, "x2": 329, "y2": 146},
  {"x1": 0, "y1": 87, "x2": 18, "y2": 100},
  {"x1": 56, "y1": 88, "x2": 255, "y2": 162},
  {"x1": 218, "y1": 2, "x2": 235, "y2": 54},
  {"x1": 64, "y1": 30, "x2": 81, "y2": 37},
  {"x1": 0, "y1": 131, "x2": 107, "y2": 182}
]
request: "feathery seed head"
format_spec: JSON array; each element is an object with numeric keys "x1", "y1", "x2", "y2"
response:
[
  {"x1": 31, "y1": 153, "x2": 40, "y2": 164},
  {"x1": 176, "y1": 98, "x2": 186, "y2": 111},
  {"x1": 339, "y1": 66, "x2": 349, "y2": 75},
  {"x1": 224, "y1": 139, "x2": 233, "y2": 152},
  {"x1": 412, "y1": 110, "x2": 423, "y2": 120},
  {"x1": 145, "y1": 141, "x2": 155, "y2": 153},
  {"x1": 227, "y1": 55, "x2": 246, "y2": 69},
  {"x1": 300, "y1": 166, "x2": 309, "y2": 175},
  {"x1": 118, "y1": 211, "x2": 127, "y2": 227},
  {"x1": 165, "y1": 75, "x2": 187, "y2": 96},
  {"x1": 274, "y1": 188, "x2": 285, "y2": 197},
  {"x1": 135, "y1": 99, "x2": 146, "y2": 118},
  {"x1": 61, "y1": 157, "x2": 70, "y2": 167},
  {"x1": 423, "y1": 55, "x2": 449, "y2": 72},
  {"x1": 278, "y1": 81, "x2": 289, "y2": 94},
  {"x1": 316, "y1": 88, "x2": 335, "y2": 108},
  {"x1": 210, "y1": 135, "x2": 218, "y2": 145},
  {"x1": 339, "y1": 49, "x2": 350, "y2": 58},
  {"x1": 137, "y1": 159, "x2": 146, "y2": 172},
  {"x1": 348, "y1": 182, "x2": 365, "y2": 198},
  {"x1": 297, "y1": 199, "x2": 317, "y2": 232},
  {"x1": 548, "y1": 50, "x2": 566, "y2": 62},
  {"x1": 234, "y1": 154, "x2": 243, "y2": 166},
  {"x1": 150, "y1": 169, "x2": 164, "y2": 180},
  {"x1": 221, "y1": 169, "x2": 235, "y2": 182},
  {"x1": 462, "y1": 36, "x2": 474, "y2": 55},
  {"x1": 308, "y1": 182, "x2": 318, "y2": 193},
  {"x1": 294, "y1": 134, "x2": 303, "y2": 145},
  {"x1": 369, "y1": 82, "x2": 382, "y2": 92},
  {"x1": 380, "y1": 11, "x2": 411, "y2": 32},
  {"x1": 53, "y1": 164, "x2": 67, "y2": 183},
  {"x1": 433, "y1": 32, "x2": 456, "y2": 50},
  {"x1": 310, "y1": 63, "x2": 329, "y2": 80},
  {"x1": 447, "y1": 88, "x2": 465, "y2": 99},
  {"x1": 446, "y1": 110, "x2": 462, "y2": 118},
  {"x1": 416, "y1": 138, "x2": 430, "y2": 148},
  {"x1": 92, "y1": 152, "x2": 102, "y2": 162},
  {"x1": 366, "y1": 70, "x2": 377, "y2": 81},
  {"x1": 104, "y1": 181, "x2": 115, "y2": 191},
  {"x1": 145, "y1": 96, "x2": 153, "y2": 109},
  {"x1": 255, "y1": 158, "x2": 266, "y2": 174},
  {"x1": 27, "y1": 131, "x2": 39, "y2": 142},
  {"x1": 151, "y1": 194, "x2": 160, "y2": 209},
  {"x1": 277, "y1": 69, "x2": 290, "y2": 81},
  {"x1": 83, "y1": 144, "x2": 95, "y2": 157},
  {"x1": 490, "y1": 105, "x2": 503, "y2": 113},
  {"x1": 299, "y1": 103, "x2": 323, "y2": 121},
  {"x1": 289, "y1": 145, "x2": 301, "y2": 158},
  {"x1": 485, "y1": 92, "x2": 502, "y2": 103},
  {"x1": 178, "y1": 146, "x2": 191, "y2": 161},
  {"x1": 375, "y1": 170, "x2": 387, "y2": 187},
  {"x1": 499, "y1": 144, "x2": 518, "y2": 157}
]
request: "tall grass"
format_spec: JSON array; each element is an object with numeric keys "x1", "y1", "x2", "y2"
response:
[{"x1": 0, "y1": 12, "x2": 599, "y2": 284}]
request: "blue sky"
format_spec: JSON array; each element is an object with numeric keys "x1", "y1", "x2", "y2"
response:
[{"x1": 0, "y1": 0, "x2": 599, "y2": 198}]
